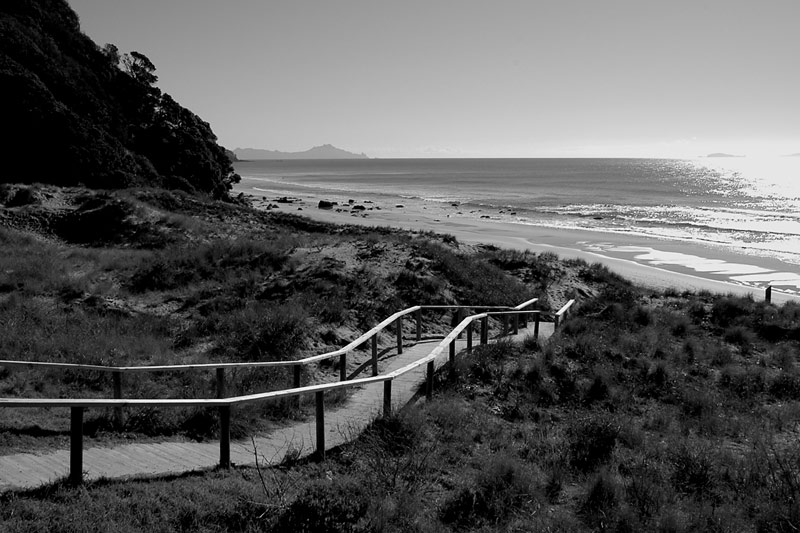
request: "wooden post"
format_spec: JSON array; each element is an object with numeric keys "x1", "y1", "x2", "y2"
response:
[
  {"x1": 216, "y1": 368, "x2": 225, "y2": 399},
  {"x1": 315, "y1": 391, "x2": 325, "y2": 461},
  {"x1": 449, "y1": 339, "x2": 456, "y2": 366},
  {"x1": 383, "y1": 380, "x2": 392, "y2": 416},
  {"x1": 415, "y1": 309, "x2": 422, "y2": 342},
  {"x1": 70, "y1": 406, "x2": 84, "y2": 485},
  {"x1": 396, "y1": 317, "x2": 403, "y2": 355},
  {"x1": 219, "y1": 405, "x2": 231, "y2": 468},
  {"x1": 293, "y1": 365, "x2": 301, "y2": 409},
  {"x1": 534, "y1": 312, "x2": 540, "y2": 339},
  {"x1": 467, "y1": 325, "x2": 473, "y2": 351},
  {"x1": 339, "y1": 353, "x2": 347, "y2": 381},
  {"x1": 426, "y1": 361, "x2": 434, "y2": 400},
  {"x1": 371, "y1": 335, "x2": 379, "y2": 376},
  {"x1": 112, "y1": 371, "x2": 123, "y2": 428},
  {"x1": 521, "y1": 310, "x2": 527, "y2": 329},
  {"x1": 766, "y1": 285, "x2": 772, "y2": 303},
  {"x1": 481, "y1": 317, "x2": 488, "y2": 344},
  {"x1": 513, "y1": 313, "x2": 519, "y2": 335},
  {"x1": 502, "y1": 315, "x2": 509, "y2": 336},
  {"x1": 554, "y1": 314, "x2": 560, "y2": 329}
]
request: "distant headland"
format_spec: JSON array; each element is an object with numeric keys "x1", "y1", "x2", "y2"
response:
[
  {"x1": 704, "y1": 153, "x2": 744, "y2": 158},
  {"x1": 234, "y1": 144, "x2": 369, "y2": 160}
]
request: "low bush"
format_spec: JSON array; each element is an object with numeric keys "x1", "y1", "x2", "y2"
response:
[{"x1": 568, "y1": 415, "x2": 619, "y2": 473}]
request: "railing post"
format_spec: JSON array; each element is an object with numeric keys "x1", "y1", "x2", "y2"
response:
[
  {"x1": 339, "y1": 353, "x2": 347, "y2": 381},
  {"x1": 481, "y1": 317, "x2": 488, "y2": 344},
  {"x1": 426, "y1": 361, "x2": 434, "y2": 400},
  {"x1": 766, "y1": 285, "x2": 772, "y2": 303},
  {"x1": 293, "y1": 364, "x2": 301, "y2": 409},
  {"x1": 455, "y1": 308, "x2": 464, "y2": 339},
  {"x1": 70, "y1": 406, "x2": 84, "y2": 485},
  {"x1": 216, "y1": 368, "x2": 225, "y2": 399},
  {"x1": 502, "y1": 315, "x2": 509, "y2": 336},
  {"x1": 315, "y1": 391, "x2": 325, "y2": 461},
  {"x1": 396, "y1": 317, "x2": 403, "y2": 355},
  {"x1": 219, "y1": 405, "x2": 231, "y2": 468},
  {"x1": 449, "y1": 339, "x2": 456, "y2": 366},
  {"x1": 521, "y1": 309, "x2": 527, "y2": 329},
  {"x1": 555, "y1": 314, "x2": 560, "y2": 329},
  {"x1": 383, "y1": 380, "x2": 392, "y2": 416},
  {"x1": 467, "y1": 325, "x2": 473, "y2": 351},
  {"x1": 112, "y1": 371, "x2": 123, "y2": 428},
  {"x1": 415, "y1": 309, "x2": 422, "y2": 342},
  {"x1": 371, "y1": 335, "x2": 379, "y2": 376},
  {"x1": 513, "y1": 313, "x2": 519, "y2": 335},
  {"x1": 534, "y1": 312, "x2": 540, "y2": 339}
]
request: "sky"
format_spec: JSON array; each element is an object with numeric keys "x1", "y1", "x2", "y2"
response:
[{"x1": 68, "y1": 0, "x2": 799, "y2": 158}]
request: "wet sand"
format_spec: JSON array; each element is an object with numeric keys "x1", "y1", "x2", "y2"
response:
[{"x1": 235, "y1": 176, "x2": 800, "y2": 304}]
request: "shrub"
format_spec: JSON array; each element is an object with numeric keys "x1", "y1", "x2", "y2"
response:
[
  {"x1": 212, "y1": 302, "x2": 308, "y2": 361},
  {"x1": 568, "y1": 416, "x2": 619, "y2": 473},
  {"x1": 275, "y1": 477, "x2": 369, "y2": 533},
  {"x1": 670, "y1": 445, "x2": 715, "y2": 499},
  {"x1": 581, "y1": 470, "x2": 620, "y2": 525},
  {"x1": 440, "y1": 453, "x2": 535, "y2": 526},
  {"x1": 711, "y1": 296, "x2": 754, "y2": 328},
  {"x1": 769, "y1": 371, "x2": 800, "y2": 401}
]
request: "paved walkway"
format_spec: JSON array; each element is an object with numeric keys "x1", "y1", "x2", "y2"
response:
[{"x1": 0, "y1": 322, "x2": 553, "y2": 491}]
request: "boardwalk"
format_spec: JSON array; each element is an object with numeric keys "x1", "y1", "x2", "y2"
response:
[{"x1": 0, "y1": 322, "x2": 554, "y2": 491}]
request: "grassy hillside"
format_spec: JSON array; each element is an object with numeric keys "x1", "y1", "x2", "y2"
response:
[
  {"x1": 0, "y1": 184, "x2": 555, "y2": 452},
  {"x1": 2, "y1": 184, "x2": 799, "y2": 532}
]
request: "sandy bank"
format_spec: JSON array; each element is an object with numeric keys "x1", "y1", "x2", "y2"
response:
[{"x1": 234, "y1": 177, "x2": 799, "y2": 304}]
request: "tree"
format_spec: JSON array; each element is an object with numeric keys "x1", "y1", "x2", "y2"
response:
[{"x1": 122, "y1": 51, "x2": 157, "y2": 86}]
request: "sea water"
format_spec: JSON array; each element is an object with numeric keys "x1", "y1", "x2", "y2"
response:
[{"x1": 234, "y1": 157, "x2": 800, "y2": 292}]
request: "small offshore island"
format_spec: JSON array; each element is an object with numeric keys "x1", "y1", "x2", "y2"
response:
[{"x1": 1, "y1": 2, "x2": 800, "y2": 532}]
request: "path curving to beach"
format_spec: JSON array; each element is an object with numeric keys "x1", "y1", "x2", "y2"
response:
[{"x1": 0, "y1": 323, "x2": 553, "y2": 492}]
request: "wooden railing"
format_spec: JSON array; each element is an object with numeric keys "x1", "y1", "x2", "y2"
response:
[{"x1": 0, "y1": 298, "x2": 575, "y2": 485}]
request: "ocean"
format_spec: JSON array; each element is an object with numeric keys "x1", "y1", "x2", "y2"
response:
[{"x1": 234, "y1": 157, "x2": 800, "y2": 293}]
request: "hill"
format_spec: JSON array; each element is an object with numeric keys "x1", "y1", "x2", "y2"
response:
[
  {"x1": 0, "y1": 0, "x2": 238, "y2": 198},
  {"x1": 235, "y1": 144, "x2": 369, "y2": 160}
]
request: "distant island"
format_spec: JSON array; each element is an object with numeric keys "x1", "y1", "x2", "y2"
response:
[
  {"x1": 234, "y1": 144, "x2": 369, "y2": 160},
  {"x1": 705, "y1": 153, "x2": 744, "y2": 158}
]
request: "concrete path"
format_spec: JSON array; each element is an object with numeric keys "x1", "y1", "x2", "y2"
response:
[{"x1": 0, "y1": 322, "x2": 553, "y2": 491}]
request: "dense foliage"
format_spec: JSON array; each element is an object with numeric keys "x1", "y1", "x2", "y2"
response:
[{"x1": 0, "y1": 0, "x2": 239, "y2": 198}]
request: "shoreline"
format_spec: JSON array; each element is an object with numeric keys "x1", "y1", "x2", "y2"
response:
[{"x1": 234, "y1": 177, "x2": 800, "y2": 304}]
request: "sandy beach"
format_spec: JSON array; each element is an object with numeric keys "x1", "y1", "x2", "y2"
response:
[{"x1": 235, "y1": 176, "x2": 800, "y2": 304}]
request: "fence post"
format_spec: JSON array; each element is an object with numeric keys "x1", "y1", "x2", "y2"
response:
[
  {"x1": 513, "y1": 313, "x2": 519, "y2": 335},
  {"x1": 383, "y1": 380, "x2": 392, "y2": 416},
  {"x1": 219, "y1": 405, "x2": 231, "y2": 468},
  {"x1": 467, "y1": 325, "x2": 473, "y2": 351},
  {"x1": 455, "y1": 308, "x2": 464, "y2": 339},
  {"x1": 396, "y1": 317, "x2": 403, "y2": 355},
  {"x1": 293, "y1": 364, "x2": 302, "y2": 409},
  {"x1": 415, "y1": 309, "x2": 422, "y2": 342},
  {"x1": 426, "y1": 361, "x2": 434, "y2": 400},
  {"x1": 371, "y1": 335, "x2": 379, "y2": 376},
  {"x1": 112, "y1": 371, "x2": 123, "y2": 428},
  {"x1": 554, "y1": 314, "x2": 560, "y2": 329},
  {"x1": 449, "y1": 339, "x2": 456, "y2": 366},
  {"x1": 502, "y1": 315, "x2": 509, "y2": 336},
  {"x1": 70, "y1": 406, "x2": 84, "y2": 485},
  {"x1": 521, "y1": 309, "x2": 527, "y2": 328},
  {"x1": 339, "y1": 353, "x2": 347, "y2": 381},
  {"x1": 766, "y1": 285, "x2": 772, "y2": 303},
  {"x1": 216, "y1": 368, "x2": 225, "y2": 399},
  {"x1": 534, "y1": 312, "x2": 540, "y2": 339},
  {"x1": 481, "y1": 316, "x2": 488, "y2": 344},
  {"x1": 315, "y1": 391, "x2": 325, "y2": 461}
]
